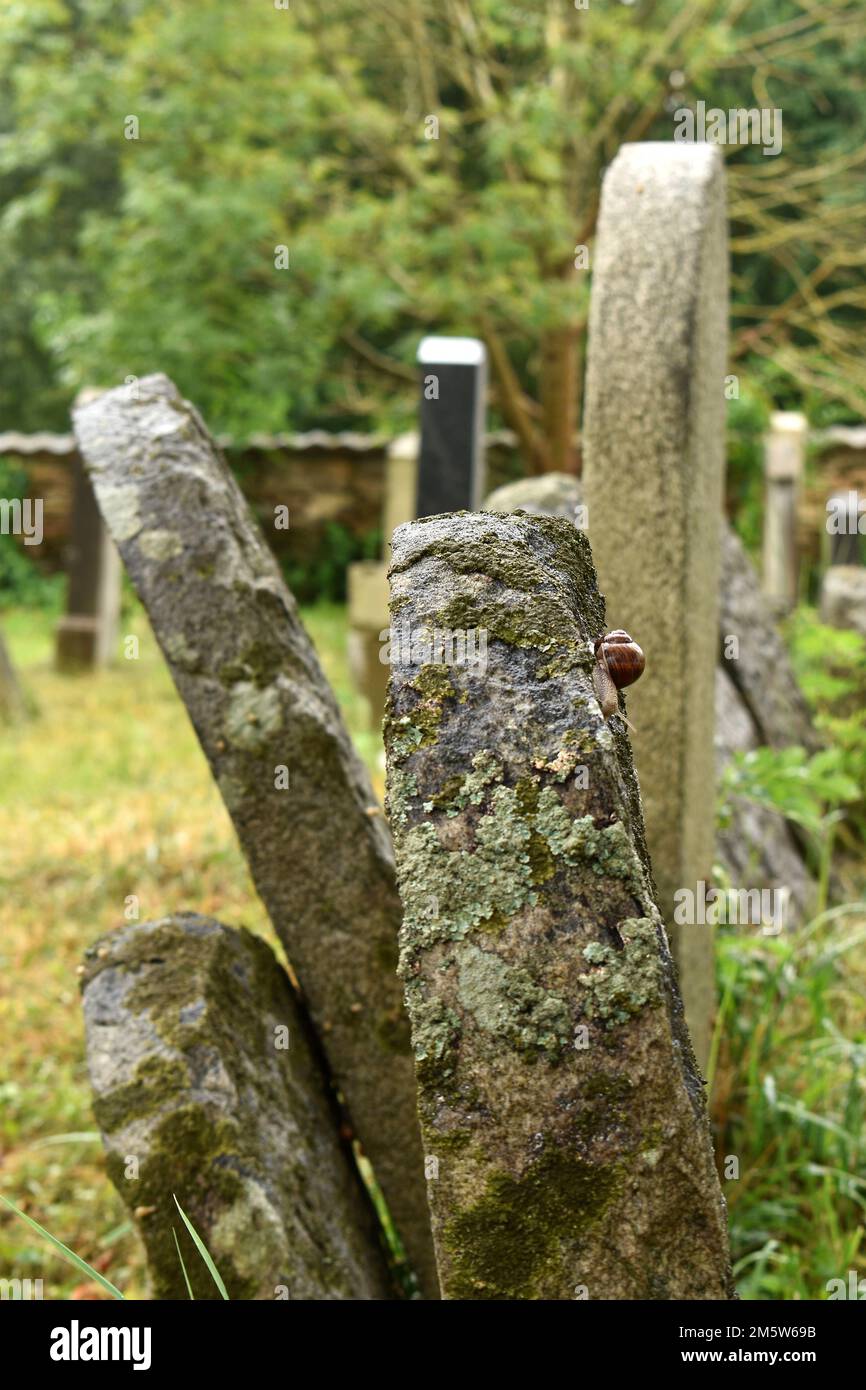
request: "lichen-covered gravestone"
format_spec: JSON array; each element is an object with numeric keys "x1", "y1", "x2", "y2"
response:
[
  {"x1": 384, "y1": 512, "x2": 734, "y2": 1300},
  {"x1": 72, "y1": 375, "x2": 436, "y2": 1296},
  {"x1": 82, "y1": 915, "x2": 393, "y2": 1300}
]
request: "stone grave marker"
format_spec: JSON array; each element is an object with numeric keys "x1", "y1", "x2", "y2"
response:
[
  {"x1": 416, "y1": 336, "x2": 487, "y2": 517},
  {"x1": 384, "y1": 512, "x2": 734, "y2": 1300},
  {"x1": 82, "y1": 914, "x2": 393, "y2": 1300},
  {"x1": 762, "y1": 411, "x2": 806, "y2": 613},
  {"x1": 583, "y1": 142, "x2": 728, "y2": 1069}
]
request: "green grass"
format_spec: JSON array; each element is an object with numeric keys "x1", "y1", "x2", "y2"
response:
[{"x1": 1, "y1": 599, "x2": 864, "y2": 1300}]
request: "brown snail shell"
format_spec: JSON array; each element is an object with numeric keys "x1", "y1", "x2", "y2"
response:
[{"x1": 592, "y1": 630, "x2": 645, "y2": 720}]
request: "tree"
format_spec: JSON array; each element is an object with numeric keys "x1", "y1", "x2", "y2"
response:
[{"x1": 1, "y1": 0, "x2": 864, "y2": 467}]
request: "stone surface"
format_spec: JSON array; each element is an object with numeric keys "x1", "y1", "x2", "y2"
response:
[
  {"x1": 719, "y1": 522, "x2": 820, "y2": 755},
  {"x1": 416, "y1": 338, "x2": 487, "y2": 517},
  {"x1": 72, "y1": 374, "x2": 437, "y2": 1296},
  {"x1": 82, "y1": 915, "x2": 393, "y2": 1300},
  {"x1": 820, "y1": 565, "x2": 866, "y2": 639},
  {"x1": 384, "y1": 511, "x2": 734, "y2": 1301},
  {"x1": 485, "y1": 472, "x2": 584, "y2": 522},
  {"x1": 715, "y1": 666, "x2": 814, "y2": 924},
  {"x1": 583, "y1": 142, "x2": 729, "y2": 1069}
]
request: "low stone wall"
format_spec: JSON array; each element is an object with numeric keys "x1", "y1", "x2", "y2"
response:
[{"x1": 0, "y1": 429, "x2": 523, "y2": 593}]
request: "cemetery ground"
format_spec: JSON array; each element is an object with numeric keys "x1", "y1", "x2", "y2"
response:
[{"x1": 1, "y1": 593, "x2": 865, "y2": 1301}]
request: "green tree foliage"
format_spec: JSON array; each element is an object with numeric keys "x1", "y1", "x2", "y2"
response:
[{"x1": 1, "y1": 0, "x2": 864, "y2": 462}]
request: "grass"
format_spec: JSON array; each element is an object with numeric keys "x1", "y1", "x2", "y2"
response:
[{"x1": 1, "y1": 597, "x2": 864, "y2": 1300}]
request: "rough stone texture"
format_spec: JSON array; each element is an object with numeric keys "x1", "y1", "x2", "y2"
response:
[
  {"x1": 72, "y1": 375, "x2": 437, "y2": 1297},
  {"x1": 485, "y1": 473, "x2": 584, "y2": 523},
  {"x1": 821, "y1": 565, "x2": 866, "y2": 640},
  {"x1": 81, "y1": 915, "x2": 392, "y2": 1300},
  {"x1": 583, "y1": 143, "x2": 729, "y2": 1069},
  {"x1": 0, "y1": 631, "x2": 28, "y2": 723},
  {"x1": 384, "y1": 512, "x2": 734, "y2": 1301},
  {"x1": 715, "y1": 667, "x2": 813, "y2": 923},
  {"x1": 719, "y1": 523, "x2": 820, "y2": 755}
]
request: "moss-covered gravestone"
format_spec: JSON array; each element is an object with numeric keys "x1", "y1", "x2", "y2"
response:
[
  {"x1": 384, "y1": 512, "x2": 734, "y2": 1300},
  {"x1": 72, "y1": 374, "x2": 436, "y2": 1296},
  {"x1": 82, "y1": 915, "x2": 393, "y2": 1300}
]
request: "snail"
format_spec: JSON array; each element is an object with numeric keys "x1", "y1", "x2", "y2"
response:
[{"x1": 592, "y1": 630, "x2": 645, "y2": 725}]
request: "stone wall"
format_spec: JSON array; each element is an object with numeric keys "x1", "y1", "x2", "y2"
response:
[{"x1": 0, "y1": 429, "x2": 523, "y2": 591}]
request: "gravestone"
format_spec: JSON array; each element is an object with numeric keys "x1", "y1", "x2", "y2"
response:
[
  {"x1": 583, "y1": 142, "x2": 729, "y2": 1069},
  {"x1": 416, "y1": 337, "x2": 487, "y2": 517},
  {"x1": 72, "y1": 375, "x2": 438, "y2": 1297},
  {"x1": 762, "y1": 412, "x2": 806, "y2": 613},
  {"x1": 384, "y1": 512, "x2": 734, "y2": 1300},
  {"x1": 55, "y1": 448, "x2": 121, "y2": 672},
  {"x1": 82, "y1": 915, "x2": 393, "y2": 1300},
  {"x1": 347, "y1": 433, "x2": 418, "y2": 724}
]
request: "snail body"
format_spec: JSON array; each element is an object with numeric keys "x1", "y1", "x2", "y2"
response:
[{"x1": 593, "y1": 630, "x2": 645, "y2": 721}]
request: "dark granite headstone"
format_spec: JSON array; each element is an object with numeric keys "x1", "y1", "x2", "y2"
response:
[{"x1": 416, "y1": 336, "x2": 486, "y2": 517}]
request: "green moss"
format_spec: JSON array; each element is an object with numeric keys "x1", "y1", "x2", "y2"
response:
[
  {"x1": 218, "y1": 640, "x2": 285, "y2": 689},
  {"x1": 456, "y1": 943, "x2": 570, "y2": 1058},
  {"x1": 409, "y1": 994, "x2": 461, "y2": 1085},
  {"x1": 93, "y1": 1055, "x2": 190, "y2": 1134},
  {"x1": 397, "y1": 785, "x2": 537, "y2": 963},
  {"x1": 577, "y1": 918, "x2": 664, "y2": 1027},
  {"x1": 443, "y1": 1148, "x2": 621, "y2": 1299}
]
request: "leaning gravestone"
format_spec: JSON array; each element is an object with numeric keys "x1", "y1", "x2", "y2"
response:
[
  {"x1": 82, "y1": 915, "x2": 392, "y2": 1300},
  {"x1": 583, "y1": 142, "x2": 729, "y2": 1069},
  {"x1": 384, "y1": 512, "x2": 734, "y2": 1300},
  {"x1": 73, "y1": 375, "x2": 437, "y2": 1297}
]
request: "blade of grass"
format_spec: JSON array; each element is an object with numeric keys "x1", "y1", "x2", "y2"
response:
[
  {"x1": 173, "y1": 1196, "x2": 229, "y2": 1300},
  {"x1": 172, "y1": 1226, "x2": 195, "y2": 1300},
  {"x1": 0, "y1": 1195, "x2": 125, "y2": 1300}
]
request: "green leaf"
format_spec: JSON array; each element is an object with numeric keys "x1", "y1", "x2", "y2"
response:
[
  {"x1": 0, "y1": 1194, "x2": 125, "y2": 1300},
  {"x1": 172, "y1": 1226, "x2": 195, "y2": 1301},
  {"x1": 172, "y1": 1195, "x2": 229, "y2": 1300}
]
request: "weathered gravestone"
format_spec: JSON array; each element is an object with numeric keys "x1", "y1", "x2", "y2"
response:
[
  {"x1": 762, "y1": 412, "x2": 806, "y2": 614},
  {"x1": 384, "y1": 512, "x2": 735, "y2": 1300},
  {"x1": 583, "y1": 142, "x2": 729, "y2": 1069},
  {"x1": 0, "y1": 630, "x2": 28, "y2": 724},
  {"x1": 55, "y1": 440, "x2": 121, "y2": 672},
  {"x1": 82, "y1": 914, "x2": 392, "y2": 1300},
  {"x1": 347, "y1": 432, "x2": 419, "y2": 724},
  {"x1": 72, "y1": 375, "x2": 438, "y2": 1297}
]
